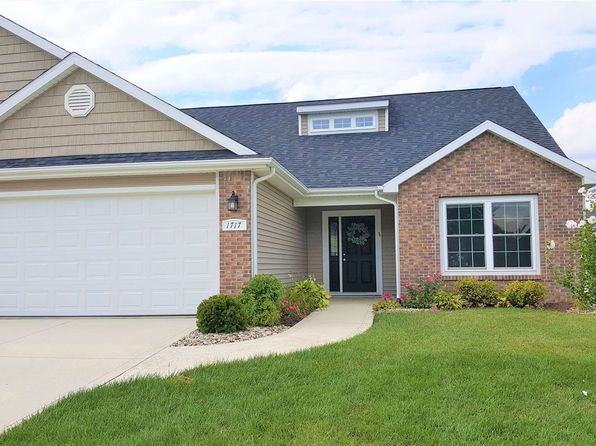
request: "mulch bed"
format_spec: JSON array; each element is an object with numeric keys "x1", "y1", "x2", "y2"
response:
[{"x1": 172, "y1": 325, "x2": 289, "y2": 347}]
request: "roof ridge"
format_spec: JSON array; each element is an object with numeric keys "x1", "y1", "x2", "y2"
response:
[{"x1": 181, "y1": 86, "x2": 511, "y2": 111}]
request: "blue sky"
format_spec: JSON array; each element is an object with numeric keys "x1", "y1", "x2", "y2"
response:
[{"x1": 4, "y1": 0, "x2": 596, "y2": 169}]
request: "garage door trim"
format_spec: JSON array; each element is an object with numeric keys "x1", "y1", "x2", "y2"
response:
[
  {"x1": 0, "y1": 184, "x2": 220, "y2": 316},
  {"x1": 0, "y1": 184, "x2": 215, "y2": 199}
]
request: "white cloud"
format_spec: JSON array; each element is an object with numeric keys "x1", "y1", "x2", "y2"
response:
[
  {"x1": 549, "y1": 102, "x2": 596, "y2": 170},
  {"x1": 2, "y1": 1, "x2": 596, "y2": 104}
]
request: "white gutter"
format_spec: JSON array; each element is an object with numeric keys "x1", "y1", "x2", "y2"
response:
[
  {"x1": 375, "y1": 188, "x2": 400, "y2": 297},
  {"x1": 251, "y1": 166, "x2": 276, "y2": 276},
  {"x1": 0, "y1": 158, "x2": 275, "y2": 181}
]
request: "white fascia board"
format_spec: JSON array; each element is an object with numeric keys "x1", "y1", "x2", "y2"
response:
[
  {"x1": 296, "y1": 100, "x2": 389, "y2": 114},
  {"x1": 0, "y1": 53, "x2": 257, "y2": 156},
  {"x1": 0, "y1": 158, "x2": 275, "y2": 182},
  {"x1": 306, "y1": 186, "x2": 379, "y2": 196},
  {"x1": 294, "y1": 194, "x2": 387, "y2": 207},
  {"x1": 0, "y1": 15, "x2": 69, "y2": 59},
  {"x1": 382, "y1": 120, "x2": 596, "y2": 192}
]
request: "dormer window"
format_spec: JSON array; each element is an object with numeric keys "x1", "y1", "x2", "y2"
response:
[
  {"x1": 312, "y1": 119, "x2": 330, "y2": 130},
  {"x1": 297, "y1": 100, "x2": 389, "y2": 136},
  {"x1": 334, "y1": 118, "x2": 352, "y2": 129},
  {"x1": 356, "y1": 116, "x2": 374, "y2": 128}
]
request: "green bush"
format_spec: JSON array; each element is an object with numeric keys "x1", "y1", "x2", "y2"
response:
[
  {"x1": 254, "y1": 299, "x2": 281, "y2": 326},
  {"x1": 196, "y1": 294, "x2": 248, "y2": 333},
  {"x1": 239, "y1": 274, "x2": 285, "y2": 326},
  {"x1": 402, "y1": 273, "x2": 443, "y2": 308},
  {"x1": 373, "y1": 300, "x2": 401, "y2": 312},
  {"x1": 433, "y1": 291, "x2": 465, "y2": 311},
  {"x1": 501, "y1": 281, "x2": 547, "y2": 308},
  {"x1": 454, "y1": 278, "x2": 499, "y2": 307},
  {"x1": 285, "y1": 277, "x2": 331, "y2": 315},
  {"x1": 373, "y1": 294, "x2": 401, "y2": 312}
]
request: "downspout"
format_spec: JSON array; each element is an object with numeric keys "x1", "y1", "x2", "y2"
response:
[
  {"x1": 375, "y1": 188, "x2": 401, "y2": 297},
  {"x1": 251, "y1": 166, "x2": 276, "y2": 276}
]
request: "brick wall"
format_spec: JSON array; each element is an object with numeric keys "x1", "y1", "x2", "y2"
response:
[
  {"x1": 219, "y1": 171, "x2": 252, "y2": 295},
  {"x1": 398, "y1": 132, "x2": 583, "y2": 303}
]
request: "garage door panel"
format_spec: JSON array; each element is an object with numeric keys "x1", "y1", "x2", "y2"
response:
[{"x1": 0, "y1": 188, "x2": 219, "y2": 316}]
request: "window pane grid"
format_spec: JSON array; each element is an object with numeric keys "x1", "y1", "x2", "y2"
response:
[
  {"x1": 492, "y1": 202, "x2": 532, "y2": 268},
  {"x1": 355, "y1": 116, "x2": 374, "y2": 127},
  {"x1": 333, "y1": 118, "x2": 352, "y2": 128},
  {"x1": 312, "y1": 119, "x2": 329, "y2": 130},
  {"x1": 446, "y1": 204, "x2": 485, "y2": 268}
]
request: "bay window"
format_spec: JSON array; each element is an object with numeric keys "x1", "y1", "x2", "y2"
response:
[{"x1": 439, "y1": 195, "x2": 540, "y2": 275}]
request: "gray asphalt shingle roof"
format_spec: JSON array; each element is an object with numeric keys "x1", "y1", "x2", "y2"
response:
[
  {"x1": 0, "y1": 150, "x2": 245, "y2": 169},
  {"x1": 183, "y1": 86, "x2": 564, "y2": 188},
  {"x1": 0, "y1": 87, "x2": 563, "y2": 189}
]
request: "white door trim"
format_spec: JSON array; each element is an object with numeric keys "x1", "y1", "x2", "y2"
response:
[{"x1": 322, "y1": 209, "x2": 383, "y2": 295}]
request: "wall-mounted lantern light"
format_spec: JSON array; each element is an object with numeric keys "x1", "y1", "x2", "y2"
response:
[{"x1": 227, "y1": 191, "x2": 239, "y2": 212}]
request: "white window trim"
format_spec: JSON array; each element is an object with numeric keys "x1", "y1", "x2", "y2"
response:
[
  {"x1": 308, "y1": 111, "x2": 377, "y2": 135},
  {"x1": 439, "y1": 195, "x2": 541, "y2": 276}
]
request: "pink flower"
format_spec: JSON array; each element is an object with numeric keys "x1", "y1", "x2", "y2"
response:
[
  {"x1": 437, "y1": 272, "x2": 443, "y2": 277},
  {"x1": 289, "y1": 305, "x2": 297, "y2": 311},
  {"x1": 431, "y1": 306, "x2": 438, "y2": 312},
  {"x1": 529, "y1": 305, "x2": 535, "y2": 309},
  {"x1": 538, "y1": 300, "x2": 545, "y2": 306}
]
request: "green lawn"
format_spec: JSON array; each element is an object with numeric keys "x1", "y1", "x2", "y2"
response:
[{"x1": 2, "y1": 309, "x2": 595, "y2": 446}]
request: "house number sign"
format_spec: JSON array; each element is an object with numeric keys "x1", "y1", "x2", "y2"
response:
[{"x1": 222, "y1": 219, "x2": 247, "y2": 231}]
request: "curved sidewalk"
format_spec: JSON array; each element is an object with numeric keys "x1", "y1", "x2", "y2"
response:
[{"x1": 115, "y1": 298, "x2": 374, "y2": 381}]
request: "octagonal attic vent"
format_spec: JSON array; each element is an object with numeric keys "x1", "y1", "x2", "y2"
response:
[{"x1": 64, "y1": 84, "x2": 95, "y2": 117}]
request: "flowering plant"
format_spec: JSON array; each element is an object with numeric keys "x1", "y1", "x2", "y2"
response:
[
  {"x1": 401, "y1": 273, "x2": 444, "y2": 308},
  {"x1": 372, "y1": 293, "x2": 401, "y2": 312},
  {"x1": 549, "y1": 187, "x2": 596, "y2": 308}
]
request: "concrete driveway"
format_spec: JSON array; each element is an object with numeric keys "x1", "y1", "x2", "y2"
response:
[{"x1": 0, "y1": 317, "x2": 194, "y2": 432}]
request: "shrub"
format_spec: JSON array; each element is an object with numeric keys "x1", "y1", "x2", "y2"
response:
[
  {"x1": 239, "y1": 274, "x2": 285, "y2": 326},
  {"x1": 254, "y1": 299, "x2": 281, "y2": 326},
  {"x1": 402, "y1": 273, "x2": 443, "y2": 308},
  {"x1": 454, "y1": 278, "x2": 499, "y2": 307},
  {"x1": 196, "y1": 294, "x2": 248, "y2": 333},
  {"x1": 433, "y1": 291, "x2": 465, "y2": 311},
  {"x1": 373, "y1": 293, "x2": 401, "y2": 312},
  {"x1": 501, "y1": 281, "x2": 547, "y2": 308},
  {"x1": 547, "y1": 187, "x2": 596, "y2": 308},
  {"x1": 285, "y1": 277, "x2": 331, "y2": 314}
]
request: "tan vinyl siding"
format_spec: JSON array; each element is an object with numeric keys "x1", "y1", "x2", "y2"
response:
[
  {"x1": 0, "y1": 173, "x2": 215, "y2": 192},
  {"x1": 300, "y1": 115, "x2": 308, "y2": 135},
  {"x1": 0, "y1": 27, "x2": 59, "y2": 102},
  {"x1": 306, "y1": 205, "x2": 396, "y2": 294},
  {"x1": 0, "y1": 68, "x2": 224, "y2": 160},
  {"x1": 257, "y1": 181, "x2": 308, "y2": 285},
  {"x1": 377, "y1": 109, "x2": 387, "y2": 131},
  {"x1": 306, "y1": 208, "x2": 324, "y2": 282}
]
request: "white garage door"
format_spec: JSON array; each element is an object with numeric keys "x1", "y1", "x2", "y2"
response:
[{"x1": 0, "y1": 185, "x2": 219, "y2": 316}]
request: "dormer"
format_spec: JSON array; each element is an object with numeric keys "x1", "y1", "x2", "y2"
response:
[{"x1": 297, "y1": 100, "x2": 389, "y2": 136}]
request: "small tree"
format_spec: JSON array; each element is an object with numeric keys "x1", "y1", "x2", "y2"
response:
[{"x1": 548, "y1": 187, "x2": 596, "y2": 308}]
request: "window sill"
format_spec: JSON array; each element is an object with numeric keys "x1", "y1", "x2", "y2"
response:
[{"x1": 443, "y1": 271, "x2": 542, "y2": 281}]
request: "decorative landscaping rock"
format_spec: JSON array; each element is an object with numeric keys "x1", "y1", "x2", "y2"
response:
[
  {"x1": 374, "y1": 307, "x2": 432, "y2": 313},
  {"x1": 172, "y1": 325, "x2": 289, "y2": 347}
]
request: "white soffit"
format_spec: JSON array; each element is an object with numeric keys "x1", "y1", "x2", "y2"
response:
[
  {"x1": 296, "y1": 100, "x2": 389, "y2": 114},
  {"x1": 382, "y1": 120, "x2": 596, "y2": 192},
  {"x1": 0, "y1": 15, "x2": 69, "y2": 59},
  {"x1": 0, "y1": 53, "x2": 257, "y2": 156}
]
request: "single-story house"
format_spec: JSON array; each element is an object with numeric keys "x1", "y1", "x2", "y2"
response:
[{"x1": 0, "y1": 16, "x2": 594, "y2": 316}]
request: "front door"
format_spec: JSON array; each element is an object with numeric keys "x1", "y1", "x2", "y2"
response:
[{"x1": 327, "y1": 215, "x2": 377, "y2": 293}]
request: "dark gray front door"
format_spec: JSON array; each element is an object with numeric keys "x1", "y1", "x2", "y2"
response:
[{"x1": 341, "y1": 216, "x2": 376, "y2": 292}]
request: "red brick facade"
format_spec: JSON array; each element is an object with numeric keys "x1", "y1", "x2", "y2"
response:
[
  {"x1": 398, "y1": 132, "x2": 583, "y2": 303},
  {"x1": 219, "y1": 171, "x2": 252, "y2": 295}
]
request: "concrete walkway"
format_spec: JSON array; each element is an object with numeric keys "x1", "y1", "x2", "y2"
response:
[{"x1": 116, "y1": 298, "x2": 374, "y2": 381}]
